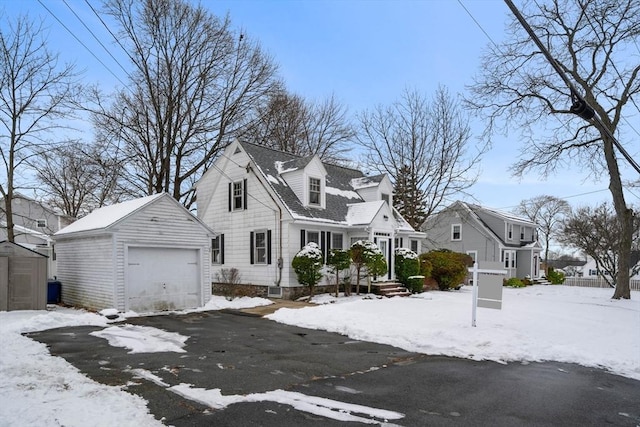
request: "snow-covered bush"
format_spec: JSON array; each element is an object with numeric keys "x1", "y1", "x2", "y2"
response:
[
  {"x1": 394, "y1": 248, "x2": 422, "y2": 292},
  {"x1": 350, "y1": 240, "x2": 387, "y2": 294},
  {"x1": 292, "y1": 242, "x2": 324, "y2": 296}
]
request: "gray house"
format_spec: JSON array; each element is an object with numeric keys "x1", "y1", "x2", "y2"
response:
[
  {"x1": 54, "y1": 193, "x2": 214, "y2": 313},
  {"x1": 423, "y1": 201, "x2": 542, "y2": 279}
]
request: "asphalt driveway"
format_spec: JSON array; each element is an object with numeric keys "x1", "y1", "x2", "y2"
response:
[{"x1": 28, "y1": 309, "x2": 640, "y2": 426}]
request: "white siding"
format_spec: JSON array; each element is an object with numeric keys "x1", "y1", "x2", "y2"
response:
[
  {"x1": 113, "y1": 196, "x2": 212, "y2": 310},
  {"x1": 55, "y1": 235, "x2": 115, "y2": 310},
  {"x1": 202, "y1": 153, "x2": 284, "y2": 288}
]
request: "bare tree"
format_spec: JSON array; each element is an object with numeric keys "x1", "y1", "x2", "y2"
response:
[
  {"x1": 242, "y1": 89, "x2": 354, "y2": 164},
  {"x1": 0, "y1": 14, "x2": 79, "y2": 241},
  {"x1": 561, "y1": 204, "x2": 640, "y2": 288},
  {"x1": 515, "y1": 195, "x2": 570, "y2": 272},
  {"x1": 467, "y1": 0, "x2": 639, "y2": 299},
  {"x1": 32, "y1": 141, "x2": 127, "y2": 218},
  {"x1": 92, "y1": 0, "x2": 279, "y2": 208},
  {"x1": 357, "y1": 86, "x2": 483, "y2": 226}
]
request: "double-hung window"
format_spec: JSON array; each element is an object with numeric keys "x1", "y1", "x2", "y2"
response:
[
  {"x1": 212, "y1": 235, "x2": 224, "y2": 264},
  {"x1": 309, "y1": 177, "x2": 321, "y2": 206},
  {"x1": 451, "y1": 224, "x2": 462, "y2": 241},
  {"x1": 233, "y1": 181, "x2": 244, "y2": 210}
]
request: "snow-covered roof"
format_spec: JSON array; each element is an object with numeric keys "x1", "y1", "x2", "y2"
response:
[
  {"x1": 55, "y1": 194, "x2": 165, "y2": 235},
  {"x1": 469, "y1": 203, "x2": 535, "y2": 225},
  {"x1": 346, "y1": 201, "x2": 385, "y2": 226}
]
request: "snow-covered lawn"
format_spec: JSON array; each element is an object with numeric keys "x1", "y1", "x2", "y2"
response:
[{"x1": 1, "y1": 285, "x2": 638, "y2": 426}]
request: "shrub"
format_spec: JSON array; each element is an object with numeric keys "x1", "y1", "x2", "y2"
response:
[
  {"x1": 421, "y1": 249, "x2": 472, "y2": 291},
  {"x1": 327, "y1": 249, "x2": 351, "y2": 297},
  {"x1": 395, "y1": 248, "x2": 422, "y2": 293},
  {"x1": 350, "y1": 240, "x2": 387, "y2": 294},
  {"x1": 546, "y1": 267, "x2": 566, "y2": 285},
  {"x1": 504, "y1": 277, "x2": 525, "y2": 288},
  {"x1": 292, "y1": 242, "x2": 324, "y2": 297}
]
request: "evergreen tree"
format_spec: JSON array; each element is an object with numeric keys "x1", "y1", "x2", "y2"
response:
[{"x1": 394, "y1": 165, "x2": 428, "y2": 229}]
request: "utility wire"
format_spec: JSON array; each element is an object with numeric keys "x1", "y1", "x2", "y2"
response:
[
  {"x1": 503, "y1": 0, "x2": 640, "y2": 176},
  {"x1": 62, "y1": 0, "x2": 131, "y2": 79},
  {"x1": 36, "y1": 0, "x2": 129, "y2": 89}
]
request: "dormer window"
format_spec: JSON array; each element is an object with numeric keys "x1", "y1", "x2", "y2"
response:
[
  {"x1": 507, "y1": 223, "x2": 513, "y2": 240},
  {"x1": 309, "y1": 177, "x2": 321, "y2": 206}
]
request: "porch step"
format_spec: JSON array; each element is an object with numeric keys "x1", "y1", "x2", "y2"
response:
[
  {"x1": 532, "y1": 278, "x2": 552, "y2": 285},
  {"x1": 371, "y1": 282, "x2": 412, "y2": 298}
]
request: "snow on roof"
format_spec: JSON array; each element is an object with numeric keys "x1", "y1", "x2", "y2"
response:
[
  {"x1": 350, "y1": 175, "x2": 383, "y2": 190},
  {"x1": 1, "y1": 221, "x2": 52, "y2": 242},
  {"x1": 471, "y1": 204, "x2": 535, "y2": 225},
  {"x1": 346, "y1": 201, "x2": 385, "y2": 226},
  {"x1": 55, "y1": 193, "x2": 165, "y2": 235},
  {"x1": 325, "y1": 186, "x2": 360, "y2": 199}
]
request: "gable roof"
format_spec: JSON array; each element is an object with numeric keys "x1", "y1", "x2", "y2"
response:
[
  {"x1": 437, "y1": 201, "x2": 539, "y2": 248},
  {"x1": 241, "y1": 141, "x2": 375, "y2": 224},
  {"x1": 55, "y1": 193, "x2": 167, "y2": 235}
]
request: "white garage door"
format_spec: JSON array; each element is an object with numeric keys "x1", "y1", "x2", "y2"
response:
[{"x1": 127, "y1": 247, "x2": 201, "y2": 313}]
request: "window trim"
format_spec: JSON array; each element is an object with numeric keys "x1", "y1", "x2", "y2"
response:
[
  {"x1": 506, "y1": 223, "x2": 513, "y2": 241},
  {"x1": 451, "y1": 224, "x2": 462, "y2": 241},
  {"x1": 466, "y1": 250, "x2": 478, "y2": 264},
  {"x1": 212, "y1": 235, "x2": 224, "y2": 265},
  {"x1": 502, "y1": 250, "x2": 516, "y2": 269},
  {"x1": 254, "y1": 230, "x2": 267, "y2": 265},
  {"x1": 308, "y1": 176, "x2": 321, "y2": 206}
]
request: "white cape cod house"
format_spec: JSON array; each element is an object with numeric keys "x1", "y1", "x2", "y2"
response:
[
  {"x1": 422, "y1": 201, "x2": 543, "y2": 280},
  {"x1": 196, "y1": 140, "x2": 425, "y2": 298}
]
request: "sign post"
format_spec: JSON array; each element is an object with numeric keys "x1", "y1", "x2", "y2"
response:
[{"x1": 470, "y1": 261, "x2": 507, "y2": 327}]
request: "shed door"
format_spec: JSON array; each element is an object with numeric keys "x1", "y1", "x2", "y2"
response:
[
  {"x1": 7, "y1": 258, "x2": 46, "y2": 311},
  {"x1": 126, "y1": 247, "x2": 201, "y2": 313}
]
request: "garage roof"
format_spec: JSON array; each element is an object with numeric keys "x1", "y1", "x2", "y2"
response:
[{"x1": 55, "y1": 193, "x2": 166, "y2": 235}]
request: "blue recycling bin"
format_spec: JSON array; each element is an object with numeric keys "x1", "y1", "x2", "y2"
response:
[{"x1": 47, "y1": 280, "x2": 61, "y2": 304}]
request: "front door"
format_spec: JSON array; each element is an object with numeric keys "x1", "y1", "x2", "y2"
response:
[{"x1": 374, "y1": 237, "x2": 392, "y2": 281}]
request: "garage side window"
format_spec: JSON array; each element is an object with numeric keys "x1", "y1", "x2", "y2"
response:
[
  {"x1": 250, "y1": 230, "x2": 271, "y2": 265},
  {"x1": 212, "y1": 234, "x2": 224, "y2": 264}
]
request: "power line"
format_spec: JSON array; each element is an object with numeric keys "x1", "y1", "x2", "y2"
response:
[
  {"x1": 62, "y1": 0, "x2": 131, "y2": 79},
  {"x1": 36, "y1": 0, "x2": 129, "y2": 89}
]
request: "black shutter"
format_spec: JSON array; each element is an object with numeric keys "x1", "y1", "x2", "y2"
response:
[
  {"x1": 267, "y1": 230, "x2": 272, "y2": 265},
  {"x1": 220, "y1": 234, "x2": 225, "y2": 264},
  {"x1": 228, "y1": 182, "x2": 232, "y2": 211},
  {"x1": 399, "y1": 237, "x2": 403, "y2": 248},
  {"x1": 243, "y1": 178, "x2": 248, "y2": 210},
  {"x1": 300, "y1": 229, "x2": 306, "y2": 249},
  {"x1": 326, "y1": 231, "x2": 331, "y2": 264},
  {"x1": 250, "y1": 231, "x2": 254, "y2": 264},
  {"x1": 320, "y1": 231, "x2": 326, "y2": 263}
]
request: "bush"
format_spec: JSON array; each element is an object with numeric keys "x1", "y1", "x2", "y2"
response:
[
  {"x1": 421, "y1": 249, "x2": 472, "y2": 291},
  {"x1": 327, "y1": 249, "x2": 351, "y2": 297},
  {"x1": 350, "y1": 240, "x2": 387, "y2": 294},
  {"x1": 504, "y1": 277, "x2": 525, "y2": 288},
  {"x1": 546, "y1": 267, "x2": 566, "y2": 285},
  {"x1": 395, "y1": 248, "x2": 422, "y2": 292},
  {"x1": 292, "y1": 242, "x2": 324, "y2": 297}
]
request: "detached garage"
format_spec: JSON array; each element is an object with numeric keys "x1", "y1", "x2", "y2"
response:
[{"x1": 54, "y1": 193, "x2": 214, "y2": 313}]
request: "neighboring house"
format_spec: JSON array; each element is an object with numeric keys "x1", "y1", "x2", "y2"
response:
[
  {"x1": 546, "y1": 258, "x2": 587, "y2": 277},
  {"x1": 422, "y1": 201, "x2": 542, "y2": 279},
  {"x1": 54, "y1": 193, "x2": 214, "y2": 313},
  {"x1": 196, "y1": 140, "x2": 425, "y2": 299},
  {"x1": 0, "y1": 193, "x2": 75, "y2": 240},
  {"x1": 577, "y1": 252, "x2": 640, "y2": 280},
  {"x1": 0, "y1": 193, "x2": 75, "y2": 278}
]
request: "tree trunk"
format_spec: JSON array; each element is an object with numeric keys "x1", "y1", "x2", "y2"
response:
[{"x1": 601, "y1": 133, "x2": 631, "y2": 299}]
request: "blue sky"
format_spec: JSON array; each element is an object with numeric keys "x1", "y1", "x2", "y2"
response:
[{"x1": 3, "y1": 0, "x2": 627, "y2": 211}]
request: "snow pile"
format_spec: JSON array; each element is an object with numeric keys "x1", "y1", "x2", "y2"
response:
[{"x1": 197, "y1": 295, "x2": 273, "y2": 311}]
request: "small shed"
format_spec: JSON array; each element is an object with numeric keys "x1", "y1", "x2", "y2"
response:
[
  {"x1": 0, "y1": 241, "x2": 48, "y2": 311},
  {"x1": 54, "y1": 193, "x2": 215, "y2": 313}
]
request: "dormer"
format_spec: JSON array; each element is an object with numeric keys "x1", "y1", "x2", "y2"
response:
[
  {"x1": 351, "y1": 174, "x2": 393, "y2": 206},
  {"x1": 277, "y1": 155, "x2": 327, "y2": 209}
]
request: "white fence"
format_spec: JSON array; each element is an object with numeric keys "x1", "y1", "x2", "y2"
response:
[{"x1": 563, "y1": 277, "x2": 640, "y2": 291}]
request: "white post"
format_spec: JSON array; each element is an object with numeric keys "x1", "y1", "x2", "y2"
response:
[{"x1": 471, "y1": 261, "x2": 478, "y2": 327}]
